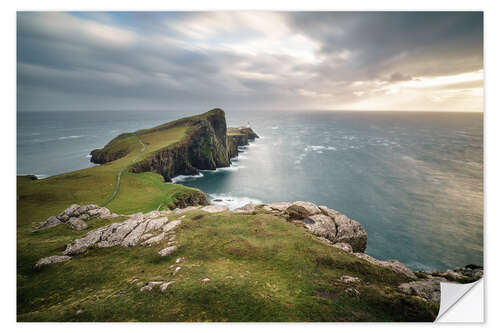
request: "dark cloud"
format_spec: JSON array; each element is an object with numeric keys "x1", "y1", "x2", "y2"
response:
[{"x1": 17, "y1": 11, "x2": 483, "y2": 111}]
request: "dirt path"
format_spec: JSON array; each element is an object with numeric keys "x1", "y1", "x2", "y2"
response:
[{"x1": 102, "y1": 135, "x2": 146, "y2": 207}]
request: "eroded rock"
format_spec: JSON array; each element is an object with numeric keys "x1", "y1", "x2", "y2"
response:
[
  {"x1": 234, "y1": 203, "x2": 256, "y2": 214},
  {"x1": 34, "y1": 255, "x2": 72, "y2": 268},
  {"x1": 201, "y1": 205, "x2": 229, "y2": 213},
  {"x1": 159, "y1": 245, "x2": 178, "y2": 257},
  {"x1": 353, "y1": 253, "x2": 416, "y2": 279},
  {"x1": 304, "y1": 214, "x2": 337, "y2": 241},
  {"x1": 398, "y1": 278, "x2": 444, "y2": 304}
]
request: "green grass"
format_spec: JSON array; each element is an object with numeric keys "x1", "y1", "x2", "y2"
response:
[
  {"x1": 17, "y1": 110, "x2": 438, "y2": 321},
  {"x1": 17, "y1": 208, "x2": 438, "y2": 322}
]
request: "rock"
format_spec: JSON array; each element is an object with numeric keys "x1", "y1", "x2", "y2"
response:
[
  {"x1": 34, "y1": 255, "x2": 72, "y2": 268},
  {"x1": 38, "y1": 216, "x2": 63, "y2": 229},
  {"x1": 443, "y1": 269, "x2": 466, "y2": 281},
  {"x1": 98, "y1": 219, "x2": 142, "y2": 247},
  {"x1": 140, "y1": 281, "x2": 164, "y2": 292},
  {"x1": 68, "y1": 217, "x2": 88, "y2": 231},
  {"x1": 201, "y1": 278, "x2": 211, "y2": 282},
  {"x1": 141, "y1": 232, "x2": 166, "y2": 246},
  {"x1": 63, "y1": 227, "x2": 106, "y2": 255},
  {"x1": 143, "y1": 210, "x2": 161, "y2": 219},
  {"x1": 234, "y1": 203, "x2": 257, "y2": 214},
  {"x1": 340, "y1": 275, "x2": 361, "y2": 283},
  {"x1": 140, "y1": 233, "x2": 153, "y2": 241},
  {"x1": 319, "y1": 206, "x2": 367, "y2": 253},
  {"x1": 160, "y1": 281, "x2": 175, "y2": 292},
  {"x1": 332, "y1": 242, "x2": 353, "y2": 253},
  {"x1": 58, "y1": 204, "x2": 80, "y2": 220},
  {"x1": 304, "y1": 214, "x2": 337, "y2": 241},
  {"x1": 145, "y1": 217, "x2": 169, "y2": 233},
  {"x1": 121, "y1": 220, "x2": 149, "y2": 247},
  {"x1": 345, "y1": 288, "x2": 360, "y2": 296},
  {"x1": 175, "y1": 257, "x2": 185, "y2": 264},
  {"x1": 173, "y1": 266, "x2": 182, "y2": 275},
  {"x1": 158, "y1": 245, "x2": 178, "y2": 257},
  {"x1": 162, "y1": 220, "x2": 182, "y2": 233},
  {"x1": 353, "y1": 253, "x2": 417, "y2": 279},
  {"x1": 173, "y1": 206, "x2": 198, "y2": 214},
  {"x1": 398, "y1": 278, "x2": 443, "y2": 304},
  {"x1": 201, "y1": 205, "x2": 229, "y2": 213},
  {"x1": 285, "y1": 204, "x2": 311, "y2": 220},
  {"x1": 292, "y1": 201, "x2": 322, "y2": 215},
  {"x1": 266, "y1": 202, "x2": 293, "y2": 211}
]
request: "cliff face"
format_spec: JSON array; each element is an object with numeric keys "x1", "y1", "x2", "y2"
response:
[
  {"x1": 91, "y1": 109, "x2": 259, "y2": 182},
  {"x1": 130, "y1": 109, "x2": 231, "y2": 181},
  {"x1": 227, "y1": 127, "x2": 260, "y2": 158}
]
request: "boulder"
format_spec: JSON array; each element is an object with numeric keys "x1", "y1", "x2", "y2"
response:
[
  {"x1": 292, "y1": 201, "x2": 322, "y2": 215},
  {"x1": 35, "y1": 255, "x2": 72, "y2": 268},
  {"x1": 38, "y1": 216, "x2": 62, "y2": 229},
  {"x1": 201, "y1": 205, "x2": 229, "y2": 213},
  {"x1": 68, "y1": 217, "x2": 88, "y2": 231},
  {"x1": 140, "y1": 281, "x2": 164, "y2": 292},
  {"x1": 332, "y1": 242, "x2": 354, "y2": 253},
  {"x1": 353, "y1": 253, "x2": 416, "y2": 279},
  {"x1": 304, "y1": 214, "x2": 337, "y2": 241},
  {"x1": 141, "y1": 232, "x2": 166, "y2": 246},
  {"x1": 285, "y1": 204, "x2": 311, "y2": 220},
  {"x1": 160, "y1": 281, "x2": 175, "y2": 292},
  {"x1": 234, "y1": 203, "x2": 256, "y2": 214},
  {"x1": 398, "y1": 278, "x2": 444, "y2": 304},
  {"x1": 319, "y1": 206, "x2": 367, "y2": 253},
  {"x1": 158, "y1": 245, "x2": 178, "y2": 257},
  {"x1": 162, "y1": 220, "x2": 182, "y2": 233},
  {"x1": 340, "y1": 275, "x2": 361, "y2": 284},
  {"x1": 266, "y1": 202, "x2": 292, "y2": 211},
  {"x1": 145, "y1": 217, "x2": 169, "y2": 233}
]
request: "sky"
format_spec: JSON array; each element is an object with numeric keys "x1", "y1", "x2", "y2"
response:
[{"x1": 17, "y1": 11, "x2": 483, "y2": 112}]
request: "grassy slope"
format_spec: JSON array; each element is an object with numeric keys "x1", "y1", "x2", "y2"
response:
[
  {"x1": 17, "y1": 111, "x2": 438, "y2": 322},
  {"x1": 17, "y1": 207, "x2": 437, "y2": 322}
]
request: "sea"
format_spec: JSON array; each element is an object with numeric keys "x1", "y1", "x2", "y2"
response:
[{"x1": 17, "y1": 110, "x2": 483, "y2": 271}]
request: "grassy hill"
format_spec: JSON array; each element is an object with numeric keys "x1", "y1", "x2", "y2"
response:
[{"x1": 17, "y1": 109, "x2": 439, "y2": 322}]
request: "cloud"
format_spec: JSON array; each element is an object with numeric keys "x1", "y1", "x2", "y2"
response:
[{"x1": 17, "y1": 11, "x2": 483, "y2": 112}]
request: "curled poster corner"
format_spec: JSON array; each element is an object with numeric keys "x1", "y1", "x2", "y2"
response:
[{"x1": 435, "y1": 278, "x2": 484, "y2": 322}]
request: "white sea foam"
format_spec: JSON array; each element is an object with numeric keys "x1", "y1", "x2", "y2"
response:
[
  {"x1": 58, "y1": 135, "x2": 84, "y2": 140},
  {"x1": 326, "y1": 146, "x2": 337, "y2": 151},
  {"x1": 271, "y1": 126, "x2": 279, "y2": 130},
  {"x1": 171, "y1": 173, "x2": 205, "y2": 183},
  {"x1": 208, "y1": 194, "x2": 263, "y2": 210}
]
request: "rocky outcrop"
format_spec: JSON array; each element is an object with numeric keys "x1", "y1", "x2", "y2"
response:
[
  {"x1": 61, "y1": 210, "x2": 183, "y2": 256},
  {"x1": 227, "y1": 127, "x2": 259, "y2": 158},
  {"x1": 34, "y1": 255, "x2": 72, "y2": 268},
  {"x1": 353, "y1": 253, "x2": 417, "y2": 279},
  {"x1": 90, "y1": 109, "x2": 258, "y2": 183},
  {"x1": 36, "y1": 204, "x2": 115, "y2": 230},
  {"x1": 129, "y1": 109, "x2": 231, "y2": 181},
  {"x1": 397, "y1": 265, "x2": 483, "y2": 304},
  {"x1": 260, "y1": 201, "x2": 368, "y2": 253}
]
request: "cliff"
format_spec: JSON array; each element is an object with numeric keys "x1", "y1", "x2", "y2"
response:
[
  {"x1": 227, "y1": 127, "x2": 259, "y2": 158},
  {"x1": 90, "y1": 109, "x2": 259, "y2": 182}
]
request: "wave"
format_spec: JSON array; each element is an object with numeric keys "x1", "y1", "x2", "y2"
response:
[
  {"x1": 208, "y1": 193, "x2": 263, "y2": 210},
  {"x1": 58, "y1": 135, "x2": 84, "y2": 140},
  {"x1": 171, "y1": 173, "x2": 205, "y2": 183},
  {"x1": 271, "y1": 126, "x2": 279, "y2": 130}
]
